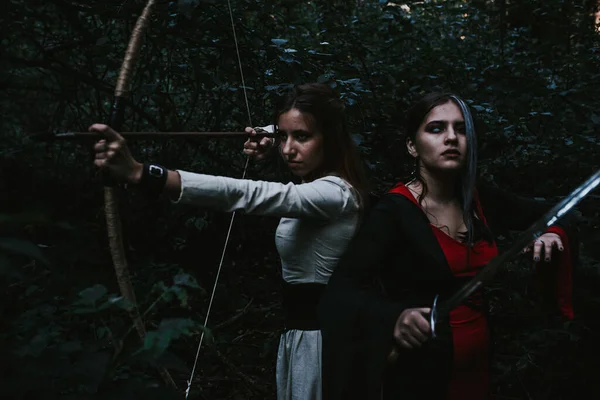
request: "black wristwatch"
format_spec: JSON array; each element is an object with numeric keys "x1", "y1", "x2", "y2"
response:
[{"x1": 139, "y1": 163, "x2": 168, "y2": 196}]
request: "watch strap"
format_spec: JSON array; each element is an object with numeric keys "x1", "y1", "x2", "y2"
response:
[{"x1": 139, "y1": 163, "x2": 168, "y2": 196}]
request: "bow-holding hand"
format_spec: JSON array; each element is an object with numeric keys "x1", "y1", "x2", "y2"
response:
[
  {"x1": 523, "y1": 232, "x2": 564, "y2": 262},
  {"x1": 90, "y1": 123, "x2": 143, "y2": 184}
]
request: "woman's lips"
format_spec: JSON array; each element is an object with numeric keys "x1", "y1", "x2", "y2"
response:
[{"x1": 441, "y1": 149, "x2": 461, "y2": 157}]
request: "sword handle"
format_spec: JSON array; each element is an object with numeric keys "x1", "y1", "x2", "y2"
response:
[
  {"x1": 388, "y1": 297, "x2": 439, "y2": 364},
  {"x1": 430, "y1": 294, "x2": 439, "y2": 339}
]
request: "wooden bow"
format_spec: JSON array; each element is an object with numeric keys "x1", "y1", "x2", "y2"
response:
[
  {"x1": 103, "y1": 0, "x2": 176, "y2": 388},
  {"x1": 103, "y1": 0, "x2": 253, "y2": 394}
]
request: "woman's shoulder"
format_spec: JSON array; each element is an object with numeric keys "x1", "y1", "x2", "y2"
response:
[
  {"x1": 313, "y1": 174, "x2": 362, "y2": 210},
  {"x1": 371, "y1": 182, "x2": 421, "y2": 212},
  {"x1": 303, "y1": 175, "x2": 359, "y2": 207},
  {"x1": 305, "y1": 174, "x2": 352, "y2": 192},
  {"x1": 383, "y1": 181, "x2": 418, "y2": 204}
]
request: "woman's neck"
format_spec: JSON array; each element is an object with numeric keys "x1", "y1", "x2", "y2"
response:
[{"x1": 410, "y1": 168, "x2": 459, "y2": 205}]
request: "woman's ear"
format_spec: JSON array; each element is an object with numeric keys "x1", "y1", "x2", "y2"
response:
[{"x1": 406, "y1": 138, "x2": 418, "y2": 159}]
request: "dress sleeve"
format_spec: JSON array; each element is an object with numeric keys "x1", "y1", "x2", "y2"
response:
[
  {"x1": 172, "y1": 171, "x2": 359, "y2": 220},
  {"x1": 318, "y1": 195, "x2": 410, "y2": 399},
  {"x1": 534, "y1": 225, "x2": 575, "y2": 319},
  {"x1": 477, "y1": 184, "x2": 579, "y2": 319}
]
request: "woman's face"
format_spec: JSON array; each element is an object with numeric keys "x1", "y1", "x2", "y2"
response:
[
  {"x1": 407, "y1": 100, "x2": 467, "y2": 175},
  {"x1": 277, "y1": 108, "x2": 325, "y2": 179}
]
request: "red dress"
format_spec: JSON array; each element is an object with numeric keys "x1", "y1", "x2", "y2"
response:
[{"x1": 389, "y1": 183, "x2": 574, "y2": 399}]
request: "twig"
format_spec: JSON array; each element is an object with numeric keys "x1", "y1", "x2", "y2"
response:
[
  {"x1": 213, "y1": 301, "x2": 279, "y2": 332},
  {"x1": 214, "y1": 349, "x2": 260, "y2": 392},
  {"x1": 516, "y1": 371, "x2": 533, "y2": 400}
]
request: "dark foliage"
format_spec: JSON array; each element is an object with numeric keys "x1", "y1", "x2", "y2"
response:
[{"x1": 1, "y1": 0, "x2": 599, "y2": 398}]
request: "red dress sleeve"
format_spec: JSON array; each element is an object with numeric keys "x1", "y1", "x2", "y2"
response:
[{"x1": 535, "y1": 226, "x2": 574, "y2": 320}]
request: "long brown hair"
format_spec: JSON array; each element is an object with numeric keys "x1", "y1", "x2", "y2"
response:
[{"x1": 276, "y1": 83, "x2": 369, "y2": 208}]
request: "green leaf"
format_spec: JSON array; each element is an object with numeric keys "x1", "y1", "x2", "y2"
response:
[
  {"x1": 177, "y1": 0, "x2": 200, "y2": 19},
  {"x1": 142, "y1": 330, "x2": 170, "y2": 356},
  {"x1": 158, "y1": 318, "x2": 197, "y2": 338},
  {"x1": 96, "y1": 326, "x2": 109, "y2": 339},
  {"x1": 97, "y1": 294, "x2": 133, "y2": 311},
  {"x1": 25, "y1": 284, "x2": 38, "y2": 296},
  {"x1": 317, "y1": 73, "x2": 334, "y2": 83},
  {"x1": 278, "y1": 54, "x2": 297, "y2": 63},
  {"x1": 172, "y1": 285, "x2": 189, "y2": 307},
  {"x1": 0, "y1": 237, "x2": 49, "y2": 265},
  {"x1": 71, "y1": 351, "x2": 111, "y2": 392},
  {"x1": 60, "y1": 340, "x2": 83, "y2": 353},
  {"x1": 0, "y1": 253, "x2": 25, "y2": 279},
  {"x1": 16, "y1": 333, "x2": 48, "y2": 357},
  {"x1": 138, "y1": 318, "x2": 210, "y2": 357},
  {"x1": 193, "y1": 216, "x2": 207, "y2": 231},
  {"x1": 154, "y1": 350, "x2": 190, "y2": 373},
  {"x1": 174, "y1": 272, "x2": 200, "y2": 289},
  {"x1": 151, "y1": 280, "x2": 176, "y2": 302},
  {"x1": 76, "y1": 284, "x2": 108, "y2": 306},
  {"x1": 271, "y1": 38, "x2": 288, "y2": 46},
  {"x1": 71, "y1": 306, "x2": 99, "y2": 315}
]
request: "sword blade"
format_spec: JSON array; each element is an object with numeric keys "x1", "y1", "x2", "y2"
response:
[{"x1": 436, "y1": 169, "x2": 600, "y2": 318}]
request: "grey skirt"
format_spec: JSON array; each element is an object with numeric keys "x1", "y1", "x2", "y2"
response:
[{"x1": 276, "y1": 329, "x2": 322, "y2": 400}]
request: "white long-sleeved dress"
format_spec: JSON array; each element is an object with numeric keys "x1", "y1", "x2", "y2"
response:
[{"x1": 174, "y1": 171, "x2": 361, "y2": 399}]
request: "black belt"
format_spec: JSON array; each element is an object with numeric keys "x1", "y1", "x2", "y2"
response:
[{"x1": 281, "y1": 280, "x2": 326, "y2": 331}]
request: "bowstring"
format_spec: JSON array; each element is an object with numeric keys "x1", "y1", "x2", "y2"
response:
[{"x1": 185, "y1": 0, "x2": 253, "y2": 397}]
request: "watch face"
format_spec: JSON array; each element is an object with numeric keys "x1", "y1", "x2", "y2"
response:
[{"x1": 149, "y1": 165, "x2": 164, "y2": 178}]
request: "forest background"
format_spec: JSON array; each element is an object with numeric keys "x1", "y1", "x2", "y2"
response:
[{"x1": 1, "y1": 0, "x2": 600, "y2": 398}]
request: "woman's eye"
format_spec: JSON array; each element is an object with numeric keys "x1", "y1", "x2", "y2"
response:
[
  {"x1": 297, "y1": 134, "x2": 308, "y2": 141},
  {"x1": 429, "y1": 126, "x2": 442, "y2": 133}
]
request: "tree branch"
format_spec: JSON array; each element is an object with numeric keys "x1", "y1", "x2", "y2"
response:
[{"x1": 5, "y1": 56, "x2": 165, "y2": 130}]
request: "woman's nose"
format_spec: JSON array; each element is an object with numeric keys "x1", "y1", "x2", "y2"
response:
[
  {"x1": 445, "y1": 127, "x2": 458, "y2": 142},
  {"x1": 281, "y1": 138, "x2": 295, "y2": 156}
]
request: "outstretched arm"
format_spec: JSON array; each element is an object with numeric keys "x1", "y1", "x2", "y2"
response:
[{"x1": 90, "y1": 123, "x2": 358, "y2": 220}]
